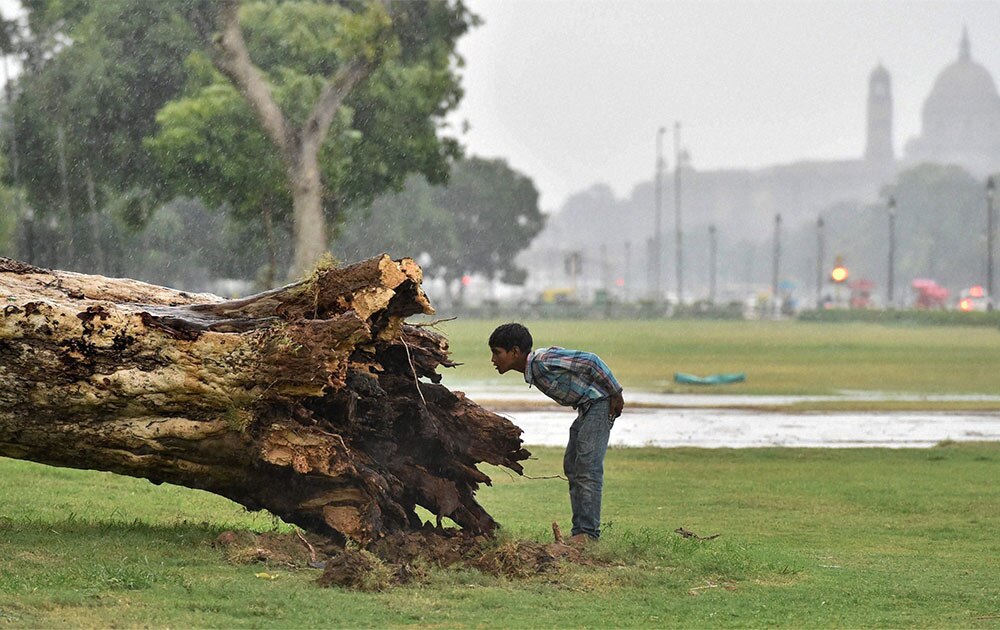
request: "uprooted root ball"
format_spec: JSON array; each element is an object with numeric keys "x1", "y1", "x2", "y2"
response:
[{"x1": 213, "y1": 527, "x2": 596, "y2": 589}]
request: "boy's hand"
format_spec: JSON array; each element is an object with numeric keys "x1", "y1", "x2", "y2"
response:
[{"x1": 610, "y1": 391, "x2": 624, "y2": 418}]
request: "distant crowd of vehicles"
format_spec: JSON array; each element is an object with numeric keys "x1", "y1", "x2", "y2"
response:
[
  {"x1": 907, "y1": 280, "x2": 990, "y2": 312},
  {"x1": 531, "y1": 280, "x2": 993, "y2": 313}
]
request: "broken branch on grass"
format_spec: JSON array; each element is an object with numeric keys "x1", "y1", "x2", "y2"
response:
[{"x1": 674, "y1": 527, "x2": 721, "y2": 541}]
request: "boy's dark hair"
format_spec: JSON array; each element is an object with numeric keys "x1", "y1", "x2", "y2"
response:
[{"x1": 488, "y1": 322, "x2": 533, "y2": 352}]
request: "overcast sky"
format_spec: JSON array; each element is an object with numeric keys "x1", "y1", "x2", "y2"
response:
[
  {"x1": 447, "y1": 0, "x2": 1000, "y2": 211},
  {"x1": 1, "y1": 0, "x2": 997, "y2": 214}
]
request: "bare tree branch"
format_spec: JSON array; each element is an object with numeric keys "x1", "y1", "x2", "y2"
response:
[
  {"x1": 210, "y1": 0, "x2": 293, "y2": 162},
  {"x1": 301, "y1": 59, "x2": 369, "y2": 158}
]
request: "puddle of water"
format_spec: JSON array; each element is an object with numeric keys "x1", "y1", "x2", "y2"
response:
[
  {"x1": 445, "y1": 384, "x2": 1000, "y2": 448},
  {"x1": 490, "y1": 408, "x2": 1000, "y2": 449},
  {"x1": 451, "y1": 385, "x2": 1000, "y2": 408}
]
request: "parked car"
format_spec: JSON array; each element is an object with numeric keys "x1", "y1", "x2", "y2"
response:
[{"x1": 957, "y1": 286, "x2": 990, "y2": 312}]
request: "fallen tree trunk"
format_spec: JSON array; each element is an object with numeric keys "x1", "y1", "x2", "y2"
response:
[{"x1": 0, "y1": 255, "x2": 528, "y2": 543}]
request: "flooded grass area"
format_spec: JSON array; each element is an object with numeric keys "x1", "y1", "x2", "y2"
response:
[
  {"x1": 500, "y1": 407, "x2": 1000, "y2": 448},
  {"x1": 451, "y1": 386, "x2": 1000, "y2": 448}
]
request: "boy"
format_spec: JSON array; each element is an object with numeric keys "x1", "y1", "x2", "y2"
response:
[{"x1": 488, "y1": 322, "x2": 624, "y2": 541}]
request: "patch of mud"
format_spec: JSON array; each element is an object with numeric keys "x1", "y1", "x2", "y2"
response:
[{"x1": 213, "y1": 524, "x2": 597, "y2": 590}]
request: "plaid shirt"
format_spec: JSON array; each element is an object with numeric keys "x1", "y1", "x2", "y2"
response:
[{"x1": 524, "y1": 346, "x2": 622, "y2": 409}]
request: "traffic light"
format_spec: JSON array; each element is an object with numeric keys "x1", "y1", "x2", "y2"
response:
[{"x1": 830, "y1": 256, "x2": 848, "y2": 284}]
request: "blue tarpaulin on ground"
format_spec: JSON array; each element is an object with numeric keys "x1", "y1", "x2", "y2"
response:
[{"x1": 674, "y1": 372, "x2": 746, "y2": 385}]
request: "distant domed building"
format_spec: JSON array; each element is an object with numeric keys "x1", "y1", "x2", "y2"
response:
[
  {"x1": 904, "y1": 28, "x2": 1000, "y2": 175},
  {"x1": 521, "y1": 30, "x2": 1000, "y2": 304}
]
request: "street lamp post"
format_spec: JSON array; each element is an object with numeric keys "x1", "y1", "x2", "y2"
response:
[
  {"x1": 816, "y1": 216, "x2": 825, "y2": 308},
  {"x1": 887, "y1": 196, "x2": 896, "y2": 309},
  {"x1": 674, "y1": 121, "x2": 683, "y2": 305},
  {"x1": 772, "y1": 213, "x2": 782, "y2": 316},
  {"x1": 988, "y1": 177, "x2": 996, "y2": 310},
  {"x1": 653, "y1": 127, "x2": 667, "y2": 302},
  {"x1": 624, "y1": 240, "x2": 631, "y2": 303},
  {"x1": 708, "y1": 224, "x2": 717, "y2": 304}
]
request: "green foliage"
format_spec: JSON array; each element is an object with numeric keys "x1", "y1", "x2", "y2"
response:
[
  {"x1": 241, "y1": 1, "x2": 395, "y2": 73},
  {"x1": 434, "y1": 157, "x2": 547, "y2": 283},
  {"x1": 0, "y1": 185, "x2": 26, "y2": 255},
  {"x1": 6, "y1": 0, "x2": 475, "y2": 277},
  {"x1": 146, "y1": 83, "x2": 290, "y2": 222},
  {"x1": 19, "y1": 0, "x2": 93, "y2": 35},
  {"x1": 334, "y1": 157, "x2": 545, "y2": 283},
  {"x1": 11, "y1": 0, "x2": 199, "y2": 212},
  {"x1": 145, "y1": 0, "x2": 474, "y2": 274},
  {"x1": 792, "y1": 163, "x2": 996, "y2": 298}
]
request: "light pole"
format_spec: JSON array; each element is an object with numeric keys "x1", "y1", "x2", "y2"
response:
[
  {"x1": 624, "y1": 240, "x2": 631, "y2": 303},
  {"x1": 816, "y1": 215, "x2": 825, "y2": 308},
  {"x1": 674, "y1": 121, "x2": 683, "y2": 305},
  {"x1": 708, "y1": 224, "x2": 717, "y2": 304},
  {"x1": 887, "y1": 195, "x2": 896, "y2": 309},
  {"x1": 772, "y1": 213, "x2": 782, "y2": 316},
  {"x1": 653, "y1": 127, "x2": 666, "y2": 302},
  {"x1": 988, "y1": 177, "x2": 996, "y2": 310}
]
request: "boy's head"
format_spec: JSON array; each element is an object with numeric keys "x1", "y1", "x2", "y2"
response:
[{"x1": 488, "y1": 323, "x2": 532, "y2": 374}]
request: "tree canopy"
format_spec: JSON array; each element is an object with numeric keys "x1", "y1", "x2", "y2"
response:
[
  {"x1": 335, "y1": 156, "x2": 546, "y2": 289},
  {"x1": 5, "y1": 0, "x2": 477, "y2": 277},
  {"x1": 785, "y1": 163, "x2": 992, "y2": 301}
]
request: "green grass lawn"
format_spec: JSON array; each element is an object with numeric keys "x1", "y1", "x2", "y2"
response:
[
  {"x1": 435, "y1": 318, "x2": 1000, "y2": 397},
  {"x1": 3, "y1": 318, "x2": 1000, "y2": 627},
  {"x1": 2, "y1": 443, "x2": 999, "y2": 628}
]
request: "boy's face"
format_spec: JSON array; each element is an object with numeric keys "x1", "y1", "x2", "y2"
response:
[{"x1": 490, "y1": 346, "x2": 524, "y2": 374}]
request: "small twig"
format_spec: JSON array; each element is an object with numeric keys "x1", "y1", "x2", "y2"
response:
[
  {"x1": 975, "y1": 615, "x2": 1000, "y2": 620},
  {"x1": 410, "y1": 316, "x2": 457, "y2": 328},
  {"x1": 675, "y1": 527, "x2": 721, "y2": 541},
  {"x1": 524, "y1": 474, "x2": 568, "y2": 481},
  {"x1": 313, "y1": 427, "x2": 350, "y2": 453},
  {"x1": 295, "y1": 528, "x2": 317, "y2": 564},
  {"x1": 400, "y1": 337, "x2": 428, "y2": 409}
]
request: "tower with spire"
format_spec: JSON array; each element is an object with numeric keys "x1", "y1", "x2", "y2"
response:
[{"x1": 864, "y1": 62, "x2": 894, "y2": 163}]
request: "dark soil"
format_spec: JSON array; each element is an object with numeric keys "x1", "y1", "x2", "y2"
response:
[{"x1": 213, "y1": 523, "x2": 595, "y2": 590}]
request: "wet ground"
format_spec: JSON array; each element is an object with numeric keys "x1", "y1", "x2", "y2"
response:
[{"x1": 457, "y1": 386, "x2": 1000, "y2": 448}]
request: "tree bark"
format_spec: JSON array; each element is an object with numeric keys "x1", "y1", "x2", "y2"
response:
[{"x1": 0, "y1": 255, "x2": 528, "y2": 544}]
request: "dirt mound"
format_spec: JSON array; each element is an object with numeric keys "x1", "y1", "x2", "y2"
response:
[
  {"x1": 214, "y1": 524, "x2": 595, "y2": 590},
  {"x1": 316, "y1": 548, "x2": 398, "y2": 591}
]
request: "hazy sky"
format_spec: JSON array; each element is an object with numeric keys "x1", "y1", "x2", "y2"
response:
[
  {"x1": 447, "y1": 0, "x2": 1000, "y2": 211},
  {"x1": 1, "y1": 0, "x2": 997, "y2": 214}
]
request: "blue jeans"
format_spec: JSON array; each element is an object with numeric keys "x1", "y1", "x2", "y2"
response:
[{"x1": 564, "y1": 398, "x2": 613, "y2": 539}]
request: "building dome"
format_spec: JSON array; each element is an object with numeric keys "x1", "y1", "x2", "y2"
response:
[{"x1": 909, "y1": 29, "x2": 1000, "y2": 163}]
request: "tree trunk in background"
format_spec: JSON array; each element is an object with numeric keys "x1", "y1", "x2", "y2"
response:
[
  {"x1": 289, "y1": 152, "x2": 327, "y2": 279},
  {"x1": 0, "y1": 255, "x2": 528, "y2": 543}
]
